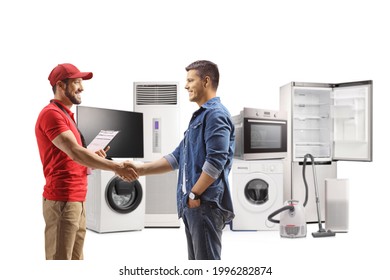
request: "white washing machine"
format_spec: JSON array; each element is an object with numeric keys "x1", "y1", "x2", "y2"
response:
[
  {"x1": 86, "y1": 169, "x2": 145, "y2": 233},
  {"x1": 231, "y1": 159, "x2": 284, "y2": 231}
]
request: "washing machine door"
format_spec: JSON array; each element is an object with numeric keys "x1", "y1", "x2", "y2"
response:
[
  {"x1": 245, "y1": 178, "x2": 269, "y2": 205},
  {"x1": 238, "y1": 173, "x2": 278, "y2": 213},
  {"x1": 106, "y1": 176, "x2": 143, "y2": 214}
]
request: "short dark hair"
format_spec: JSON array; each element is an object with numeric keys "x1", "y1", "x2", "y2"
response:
[
  {"x1": 52, "y1": 78, "x2": 69, "y2": 94},
  {"x1": 185, "y1": 60, "x2": 219, "y2": 90}
]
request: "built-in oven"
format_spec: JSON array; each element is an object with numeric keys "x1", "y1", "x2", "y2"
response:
[{"x1": 232, "y1": 108, "x2": 287, "y2": 160}]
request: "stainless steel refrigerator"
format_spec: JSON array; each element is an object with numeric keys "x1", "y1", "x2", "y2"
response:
[{"x1": 280, "y1": 80, "x2": 372, "y2": 222}]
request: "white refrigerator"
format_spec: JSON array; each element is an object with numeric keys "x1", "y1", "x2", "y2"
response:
[{"x1": 280, "y1": 80, "x2": 372, "y2": 222}]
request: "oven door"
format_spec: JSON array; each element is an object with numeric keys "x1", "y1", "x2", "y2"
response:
[{"x1": 243, "y1": 118, "x2": 287, "y2": 159}]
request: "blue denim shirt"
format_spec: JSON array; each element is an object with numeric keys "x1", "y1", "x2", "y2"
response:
[{"x1": 164, "y1": 97, "x2": 235, "y2": 222}]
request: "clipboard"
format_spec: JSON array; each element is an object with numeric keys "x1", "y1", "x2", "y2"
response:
[{"x1": 87, "y1": 130, "x2": 120, "y2": 151}]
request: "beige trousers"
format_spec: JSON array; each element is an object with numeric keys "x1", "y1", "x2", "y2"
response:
[{"x1": 42, "y1": 198, "x2": 86, "y2": 260}]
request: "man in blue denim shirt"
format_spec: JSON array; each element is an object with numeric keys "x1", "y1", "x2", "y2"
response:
[{"x1": 133, "y1": 60, "x2": 235, "y2": 260}]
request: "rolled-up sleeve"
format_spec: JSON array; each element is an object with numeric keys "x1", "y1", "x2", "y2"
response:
[
  {"x1": 164, "y1": 141, "x2": 182, "y2": 170},
  {"x1": 202, "y1": 161, "x2": 221, "y2": 179},
  {"x1": 164, "y1": 153, "x2": 179, "y2": 170}
]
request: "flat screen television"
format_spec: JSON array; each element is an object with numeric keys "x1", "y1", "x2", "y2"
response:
[{"x1": 76, "y1": 106, "x2": 144, "y2": 158}]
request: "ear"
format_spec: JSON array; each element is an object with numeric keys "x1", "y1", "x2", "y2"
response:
[
  {"x1": 203, "y1": 76, "x2": 210, "y2": 88},
  {"x1": 56, "y1": 80, "x2": 66, "y2": 91}
]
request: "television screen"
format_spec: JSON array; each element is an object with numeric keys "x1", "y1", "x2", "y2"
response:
[{"x1": 76, "y1": 106, "x2": 144, "y2": 158}]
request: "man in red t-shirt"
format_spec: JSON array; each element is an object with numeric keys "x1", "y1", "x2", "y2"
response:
[{"x1": 35, "y1": 63, "x2": 138, "y2": 260}]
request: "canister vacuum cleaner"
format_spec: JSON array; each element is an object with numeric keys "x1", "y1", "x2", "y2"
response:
[
  {"x1": 267, "y1": 157, "x2": 308, "y2": 238},
  {"x1": 267, "y1": 153, "x2": 336, "y2": 238}
]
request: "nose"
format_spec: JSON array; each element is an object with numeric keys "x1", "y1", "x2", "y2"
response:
[{"x1": 79, "y1": 81, "x2": 84, "y2": 91}]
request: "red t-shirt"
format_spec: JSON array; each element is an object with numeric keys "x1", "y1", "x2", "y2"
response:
[{"x1": 35, "y1": 100, "x2": 88, "y2": 202}]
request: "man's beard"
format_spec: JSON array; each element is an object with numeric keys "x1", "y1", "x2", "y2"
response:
[{"x1": 65, "y1": 88, "x2": 81, "y2": 105}]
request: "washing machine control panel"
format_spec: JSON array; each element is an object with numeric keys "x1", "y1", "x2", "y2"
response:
[
  {"x1": 258, "y1": 163, "x2": 283, "y2": 173},
  {"x1": 233, "y1": 159, "x2": 283, "y2": 174}
]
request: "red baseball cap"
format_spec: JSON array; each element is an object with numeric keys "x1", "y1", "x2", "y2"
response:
[{"x1": 48, "y1": 63, "x2": 93, "y2": 86}]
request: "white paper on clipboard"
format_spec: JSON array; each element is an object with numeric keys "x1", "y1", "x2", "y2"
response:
[{"x1": 87, "y1": 130, "x2": 120, "y2": 151}]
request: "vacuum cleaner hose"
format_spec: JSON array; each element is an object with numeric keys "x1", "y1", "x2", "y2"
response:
[
  {"x1": 267, "y1": 205, "x2": 295, "y2": 224},
  {"x1": 302, "y1": 153, "x2": 314, "y2": 207},
  {"x1": 267, "y1": 154, "x2": 312, "y2": 226}
]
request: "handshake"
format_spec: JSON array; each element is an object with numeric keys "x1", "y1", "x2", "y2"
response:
[
  {"x1": 93, "y1": 146, "x2": 146, "y2": 182},
  {"x1": 109, "y1": 157, "x2": 168, "y2": 182},
  {"x1": 114, "y1": 160, "x2": 145, "y2": 182}
]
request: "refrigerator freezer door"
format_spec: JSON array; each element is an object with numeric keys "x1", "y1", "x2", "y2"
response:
[{"x1": 331, "y1": 81, "x2": 373, "y2": 161}]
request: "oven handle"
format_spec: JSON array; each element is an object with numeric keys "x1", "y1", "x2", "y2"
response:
[{"x1": 247, "y1": 119, "x2": 287, "y2": 124}]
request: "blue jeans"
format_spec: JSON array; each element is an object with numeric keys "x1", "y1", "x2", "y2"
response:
[{"x1": 182, "y1": 202, "x2": 226, "y2": 260}]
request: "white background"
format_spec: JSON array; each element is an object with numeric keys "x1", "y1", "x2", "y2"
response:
[{"x1": 0, "y1": 0, "x2": 387, "y2": 279}]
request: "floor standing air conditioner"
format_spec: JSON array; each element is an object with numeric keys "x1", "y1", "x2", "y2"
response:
[{"x1": 134, "y1": 82, "x2": 180, "y2": 228}]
